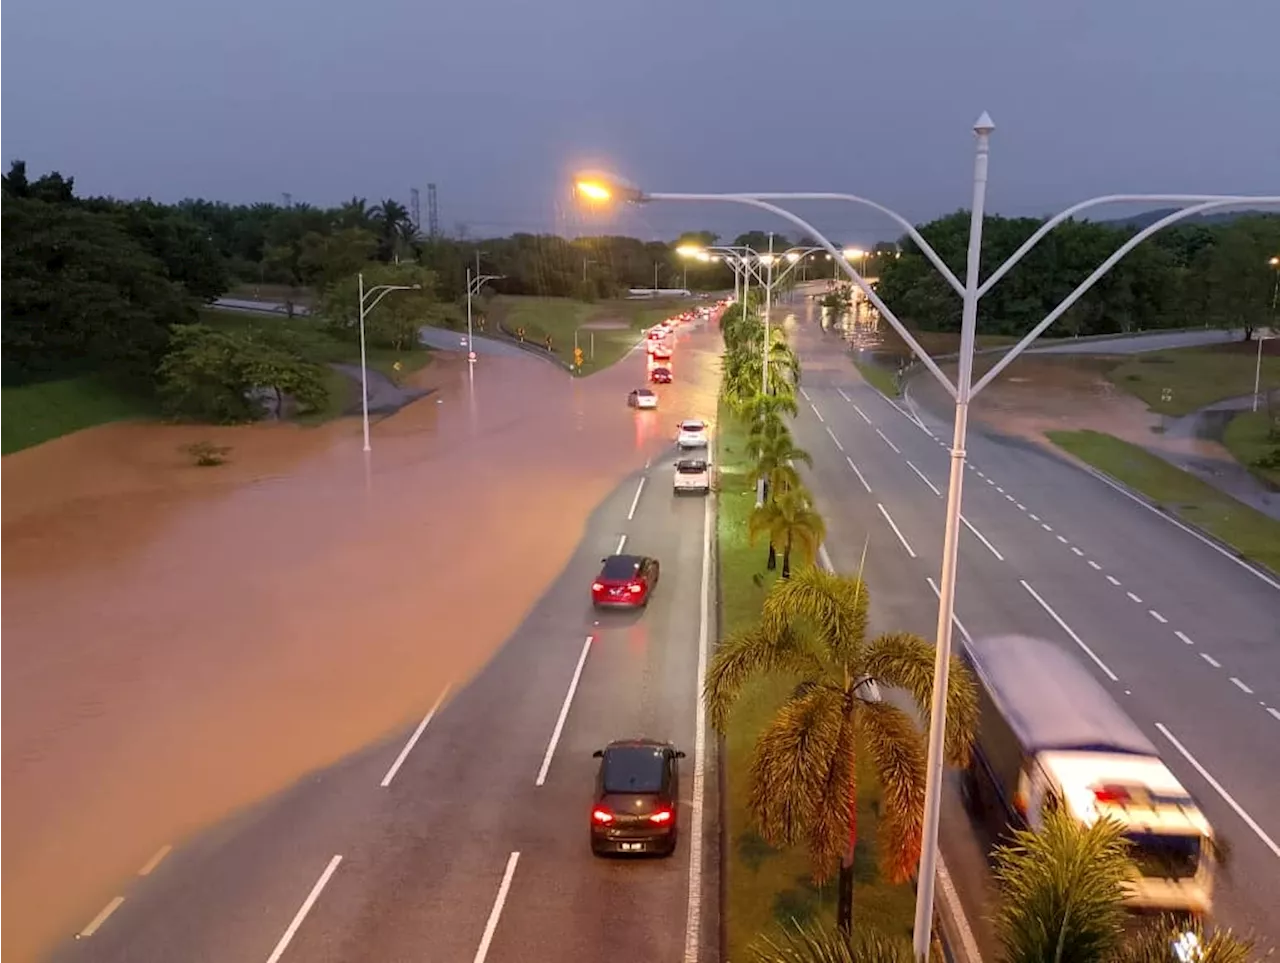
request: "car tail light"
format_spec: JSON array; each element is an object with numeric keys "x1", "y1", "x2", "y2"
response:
[
  {"x1": 592, "y1": 808, "x2": 614, "y2": 824},
  {"x1": 648, "y1": 809, "x2": 673, "y2": 824},
  {"x1": 592, "y1": 582, "x2": 604, "y2": 592},
  {"x1": 628, "y1": 583, "x2": 643, "y2": 594}
]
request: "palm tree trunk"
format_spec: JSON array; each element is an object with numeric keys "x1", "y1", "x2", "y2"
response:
[
  {"x1": 782, "y1": 533, "x2": 792, "y2": 579},
  {"x1": 766, "y1": 543, "x2": 777, "y2": 570},
  {"x1": 836, "y1": 774, "x2": 858, "y2": 936}
]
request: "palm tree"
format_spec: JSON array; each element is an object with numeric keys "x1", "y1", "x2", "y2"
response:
[
  {"x1": 749, "y1": 487, "x2": 826, "y2": 577},
  {"x1": 371, "y1": 198, "x2": 411, "y2": 260},
  {"x1": 749, "y1": 921, "x2": 913, "y2": 962},
  {"x1": 747, "y1": 424, "x2": 811, "y2": 506},
  {"x1": 705, "y1": 566, "x2": 978, "y2": 936},
  {"x1": 741, "y1": 389, "x2": 800, "y2": 427},
  {"x1": 1113, "y1": 922, "x2": 1256, "y2": 963},
  {"x1": 767, "y1": 337, "x2": 802, "y2": 393}
]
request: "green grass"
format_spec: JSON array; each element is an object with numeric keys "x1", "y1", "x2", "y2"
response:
[
  {"x1": 853, "y1": 360, "x2": 902, "y2": 398},
  {"x1": 1222, "y1": 411, "x2": 1280, "y2": 489},
  {"x1": 1106, "y1": 342, "x2": 1280, "y2": 416},
  {"x1": 2, "y1": 375, "x2": 157, "y2": 455},
  {"x1": 716, "y1": 399, "x2": 916, "y2": 959},
  {"x1": 1047, "y1": 430, "x2": 1280, "y2": 573},
  {"x1": 488, "y1": 295, "x2": 691, "y2": 374}
]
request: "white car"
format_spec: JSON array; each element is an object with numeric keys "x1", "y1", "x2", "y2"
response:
[
  {"x1": 676, "y1": 419, "x2": 709, "y2": 449},
  {"x1": 673, "y1": 458, "x2": 710, "y2": 494},
  {"x1": 628, "y1": 388, "x2": 658, "y2": 410}
]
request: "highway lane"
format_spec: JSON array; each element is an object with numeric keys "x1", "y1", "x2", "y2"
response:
[
  {"x1": 784, "y1": 313, "x2": 1280, "y2": 954},
  {"x1": 51, "y1": 320, "x2": 722, "y2": 963}
]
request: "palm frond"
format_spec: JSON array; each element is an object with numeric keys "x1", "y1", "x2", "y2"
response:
[
  {"x1": 1111, "y1": 920, "x2": 1257, "y2": 963},
  {"x1": 861, "y1": 633, "x2": 978, "y2": 767},
  {"x1": 749, "y1": 920, "x2": 914, "y2": 963},
  {"x1": 704, "y1": 624, "x2": 824, "y2": 732},
  {"x1": 856, "y1": 702, "x2": 927, "y2": 883},
  {"x1": 761, "y1": 567, "x2": 869, "y2": 661}
]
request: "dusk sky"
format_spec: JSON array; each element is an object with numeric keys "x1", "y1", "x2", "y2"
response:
[{"x1": 4, "y1": 0, "x2": 1277, "y2": 245}]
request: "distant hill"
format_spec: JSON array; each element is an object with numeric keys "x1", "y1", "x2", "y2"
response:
[{"x1": 1097, "y1": 208, "x2": 1276, "y2": 230}]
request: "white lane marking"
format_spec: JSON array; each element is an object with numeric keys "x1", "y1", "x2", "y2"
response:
[
  {"x1": 846, "y1": 456, "x2": 872, "y2": 493},
  {"x1": 819, "y1": 544, "x2": 835, "y2": 572},
  {"x1": 1155, "y1": 724, "x2": 1280, "y2": 860},
  {"x1": 683, "y1": 495, "x2": 713, "y2": 963},
  {"x1": 800, "y1": 387, "x2": 812, "y2": 402},
  {"x1": 877, "y1": 503, "x2": 916, "y2": 558},
  {"x1": 852, "y1": 403, "x2": 872, "y2": 425},
  {"x1": 1042, "y1": 523, "x2": 1054, "y2": 532},
  {"x1": 1175, "y1": 630, "x2": 1195, "y2": 646},
  {"x1": 926, "y1": 577, "x2": 973, "y2": 645},
  {"x1": 644, "y1": 457, "x2": 651, "y2": 470},
  {"x1": 1126, "y1": 591, "x2": 1143, "y2": 604},
  {"x1": 975, "y1": 470, "x2": 985, "y2": 478},
  {"x1": 1085, "y1": 468, "x2": 1280, "y2": 591},
  {"x1": 138, "y1": 845, "x2": 172, "y2": 876},
  {"x1": 616, "y1": 534, "x2": 628, "y2": 554},
  {"x1": 1029, "y1": 513, "x2": 1040, "y2": 521},
  {"x1": 1268, "y1": 707, "x2": 1280, "y2": 722},
  {"x1": 1106, "y1": 575, "x2": 1122, "y2": 586},
  {"x1": 1071, "y1": 547, "x2": 1084, "y2": 557},
  {"x1": 77, "y1": 897, "x2": 126, "y2": 939},
  {"x1": 1231, "y1": 677, "x2": 1254, "y2": 695},
  {"x1": 535, "y1": 636, "x2": 594, "y2": 785},
  {"x1": 627, "y1": 477, "x2": 646, "y2": 521},
  {"x1": 996, "y1": 486, "x2": 1005, "y2": 494},
  {"x1": 1149, "y1": 610, "x2": 1167, "y2": 623},
  {"x1": 265, "y1": 855, "x2": 343, "y2": 963},
  {"x1": 907, "y1": 460, "x2": 942, "y2": 497},
  {"x1": 1016, "y1": 503, "x2": 1026, "y2": 511},
  {"x1": 937, "y1": 856, "x2": 983, "y2": 963},
  {"x1": 810, "y1": 403, "x2": 825, "y2": 423},
  {"x1": 381, "y1": 685, "x2": 452, "y2": 787},
  {"x1": 836, "y1": 387, "x2": 851, "y2": 402},
  {"x1": 1020, "y1": 580, "x2": 1119, "y2": 681},
  {"x1": 1200, "y1": 653, "x2": 1222, "y2": 669},
  {"x1": 960, "y1": 515, "x2": 1004, "y2": 561},
  {"x1": 1005, "y1": 493, "x2": 1015, "y2": 501},
  {"x1": 474, "y1": 852, "x2": 521, "y2": 963},
  {"x1": 874, "y1": 428, "x2": 900, "y2": 453},
  {"x1": 985, "y1": 477, "x2": 995, "y2": 486},
  {"x1": 1087, "y1": 559, "x2": 1101, "y2": 570},
  {"x1": 825, "y1": 426, "x2": 845, "y2": 452},
  {"x1": 1056, "y1": 534, "x2": 1068, "y2": 544}
]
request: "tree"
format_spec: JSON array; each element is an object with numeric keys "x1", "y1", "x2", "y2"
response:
[
  {"x1": 746, "y1": 425, "x2": 812, "y2": 505},
  {"x1": 1113, "y1": 922, "x2": 1257, "y2": 963},
  {"x1": 319, "y1": 263, "x2": 440, "y2": 350},
  {"x1": 297, "y1": 228, "x2": 378, "y2": 289},
  {"x1": 705, "y1": 567, "x2": 978, "y2": 936},
  {"x1": 749, "y1": 921, "x2": 913, "y2": 962},
  {"x1": 749, "y1": 487, "x2": 826, "y2": 577},
  {"x1": 372, "y1": 198, "x2": 413, "y2": 261}
]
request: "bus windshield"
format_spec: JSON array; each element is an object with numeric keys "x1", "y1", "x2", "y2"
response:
[{"x1": 1127, "y1": 832, "x2": 1202, "y2": 880}]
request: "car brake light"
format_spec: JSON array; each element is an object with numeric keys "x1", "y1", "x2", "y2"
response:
[
  {"x1": 1092, "y1": 785, "x2": 1131, "y2": 804},
  {"x1": 649, "y1": 809, "x2": 672, "y2": 824},
  {"x1": 592, "y1": 582, "x2": 604, "y2": 592},
  {"x1": 629, "y1": 583, "x2": 643, "y2": 594},
  {"x1": 592, "y1": 808, "x2": 614, "y2": 824}
]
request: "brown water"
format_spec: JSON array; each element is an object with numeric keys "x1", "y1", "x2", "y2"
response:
[{"x1": 2, "y1": 334, "x2": 721, "y2": 962}]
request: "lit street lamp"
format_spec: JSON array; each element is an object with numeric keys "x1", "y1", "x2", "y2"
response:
[
  {"x1": 466, "y1": 268, "x2": 505, "y2": 366},
  {"x1": 575, "y1": 138, "x2": 1280, "y2": 959},
  {"x1": 357, "y1": 273, "x2": 421, "y2": 452}
]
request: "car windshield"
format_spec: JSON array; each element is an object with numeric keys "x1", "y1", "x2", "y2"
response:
[
  {"x1": 677, "y1": 461, "x2": 707, "y2": 473},
  {"x1": 602, "y1": 746, "x2": 666, "y2": 794},
  {"x1": 682, "y1": 421, "x2": 704, "y2": 432},
  {"x1": 601, "y1": 555, "x2": 641, "y2": 580},
  {"x1": 1126, "y1": 832, "x2": 1202, "y2": 880},
  {"x1": 635, "y1": 388, "x2": 654, "y2": 396}
]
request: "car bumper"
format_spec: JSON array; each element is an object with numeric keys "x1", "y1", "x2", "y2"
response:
[
  {"x1": 636, "y1": 400, "x2": 657, "y2": 409},
  {"x1": 591, "y1": 829, "x2": 675, "y2": 855},
  {"x1": 593, "y1": 596, "x2": 646, "y2": 608}
]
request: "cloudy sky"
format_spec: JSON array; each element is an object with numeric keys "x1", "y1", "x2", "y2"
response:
[{"x1": 3, "y1": 0, "x2": 1277, "y2": 245}]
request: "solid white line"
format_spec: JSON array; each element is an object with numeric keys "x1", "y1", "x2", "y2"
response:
[
  {"x1": 683, "y1": 495, "x2": 714, "y2": 963},
  {"x1": 1268, "y1": 707, "x2": 1280, "y2": 722},
  {"x1": 1148, "y1": 609, "x2": 1167, "y2": 623},
  {"x1": 1071, "y1": 547, "x2": 1084, "y2": 557},
  {"x1": 138, "y1": 845, "x2": 172, "y2": 876},
  {"x1": 927, "y1": 577, "x2": 973, "y2": 645},
  {"x1": 77, "y1": 897, "x2": 126, "y2": 939},
  {"x1": 381, "y1": 686, "x2": 451, "y2": 787},
  {"x1": 616, "y1": 534, "x2": 628, "y2": 554},
  {"x1": 877, "y1": 503, "x2": 916, "y2": 558},
  {"x1": 473, "y1": 852, "x2": 521, "y2": 963},
  {"x1": 874, "y1": 428, "x2": 900, "y2": 453},
  {"x1": 846, "y1": 456, "x2": 872, "y2": 493},
  {"x1": 1126, "y1": 591, "x2": 1143, "y2": 604},
  {"x1": 937, "y1": 855, "x2": 983, "y2": 963},
  {"x1": 1020, "y1": 580, "x2": 1119, "y2": 681},
  {"x1": 1200, "y1": 652, "x2": 1222, "y2": 669},
  {"x1": 535, "y1": 636, "x2": 594, "y2": 785},
  {"x1": 1106, "y1": 575, "x2": 1121, "y2": 586},
  {"x1": 1230, "y1": 677, "x2": 1254, "y2": 694},
  {"x1": 825, "y1": 426, "x2": 845, "y2": 452},
  {"x1": 961, "y1": 515, "x2": 1004, "y2": 561},
  {"x1": 852, "y1": 403, "x2": 872, "y2": 425},
  {"x1": 800, "y1": 387, "x2": 812, "y2": 402},
  {"x1": 627, "y1": 477, "x2": 646, "y2": 521},
  {"x1": 907, "y1": 461, "x2": 942, "y2": 497},
  {"x1": 1175, "y1": 630, "x2": 1195, "y2": 645},
  {"x1": 1155, "y1": 724, "x2": 1280, "y2": 860},
  {"x1": 837, "y1": 387, "x2": 851, "y2": 402},
  {"x1": 1087, "y1": 559, "x2": 1102, "y2": 570},
  {"x1": 265, "y1": 855, "x2": 343, "y2": 963},
  {"x1": 1085, "y1": 467, "x2": 1280, "y2": 591}
]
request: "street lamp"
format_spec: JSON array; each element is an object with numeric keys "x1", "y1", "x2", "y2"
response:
[
  {"x1": 357, "y1": 272, "x2": 421, "y2": 452},
  {"x1": 466, "y1": 268, "x2": 505, "y2": 366},
  {"x1": 574, "y1": 133, "x2": 1280, "y2": 960}
]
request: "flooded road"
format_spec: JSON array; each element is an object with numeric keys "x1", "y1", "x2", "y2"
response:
[{"x1": 2, "y1": 332, "x2": 720, "y2": 962}]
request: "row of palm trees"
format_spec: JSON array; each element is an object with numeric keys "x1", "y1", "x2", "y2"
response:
[{"x1": 707, "y1": 301, "x2": 1261, "y2": 961}]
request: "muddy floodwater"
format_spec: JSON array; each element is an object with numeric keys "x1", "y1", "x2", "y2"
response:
[{"x1": 2, "y1": 335, "x2": 721, "y2": 962}]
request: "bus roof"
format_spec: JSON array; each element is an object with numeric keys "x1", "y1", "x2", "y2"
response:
[{"x1": 965, "y1": 634, "x2": 1157, "y2": 757}]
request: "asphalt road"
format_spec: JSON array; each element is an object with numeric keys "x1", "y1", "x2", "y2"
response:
[
  {"x1": 50, "y1": 322, "x2": 721, "y2": 963},
  {"x1": 781, "y1": 307, "x2": 1280, "y2": 959},
  {"x1": 1024, "y1": 327, "x2": 1241, "y2": 354}
]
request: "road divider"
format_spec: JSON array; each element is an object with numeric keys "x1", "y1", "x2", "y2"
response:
[
  {"x1": 683, "y1": 494, "x2": 713, "y2": 963},
  {"x1": 535, "y1": 636, "x2": 594, "y2": 786},
  {"x1": 265, "y1": 854, "x2": 342, "y2": 963}
]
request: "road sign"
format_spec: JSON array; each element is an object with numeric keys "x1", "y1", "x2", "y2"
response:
[
  {"x1": 1161, "y1": 387, "x2": 1173, "y2": 404},
  {"x1": 574, "y1": 347, "x2": 584, "y2": 367}
]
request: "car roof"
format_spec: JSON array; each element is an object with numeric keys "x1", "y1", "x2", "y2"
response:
[
  {"x1": 681, "y1": 419, "x2": 705, "y2": 428},
  {"x1": 600, "y1": 554, "x2": 647, "y2": 577},
  {"x1": 604, "y1": 737, "x2": 673, "y2": 750},
  {"x1": 633, "y1": 387, "x2": 655, "y2": 394}
]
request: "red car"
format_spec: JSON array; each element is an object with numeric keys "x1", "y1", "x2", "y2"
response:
[
  {"x1": 650, "y1": 366, "x2": 672, "y2": 384},
  {"x1": 591, "y1": 554, "x2": 661, "y2": 608}
]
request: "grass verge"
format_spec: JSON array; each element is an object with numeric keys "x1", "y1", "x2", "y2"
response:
[
  {"x1": 1046, "y1": 429, "x2": 1280, "y2": 573},
  {"x1": 852, "y1": 360, "x2": 902, "y2": 398},
  {"x1": 1106, "y1": 341, "x2": 1280, "y2": 416},
  {"x1": 1222, "y1": 411, "x2": 1280, "y2": 489},
  {"x1": 225, "y1": 283, "x2": 317, "y2": 307},
  {"x1": 2, "y1": 376, "x2": 157, "y2": 455},
  {"x1": 717, "y1": 398, "x2": 916, "y2": 959}
]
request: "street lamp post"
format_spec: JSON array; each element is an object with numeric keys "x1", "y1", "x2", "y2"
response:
[
  {"x1": 466, "y1": 268, "x2": 505, "y2": 366},
  {"x1": 357, "y1": 272, "x2": 421, "y2": 452},
  {"x1": 573, "y1": 157, "x2": 1279, "y2": 960}
]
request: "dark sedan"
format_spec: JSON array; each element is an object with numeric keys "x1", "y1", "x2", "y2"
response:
[{"x1": 590, "y1": 739, "x2": 685, "y2": 856}]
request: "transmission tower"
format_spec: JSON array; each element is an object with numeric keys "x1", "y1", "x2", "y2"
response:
[
  {"x1": 281, "y1": 192, "x2": 293, "y2": 208},
  {"x1": 409, "y1": 188, "x2": 421, "y2": 232},
  {"x1": 427, "y1": 183, "x2": 440, "y2": 239}
]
